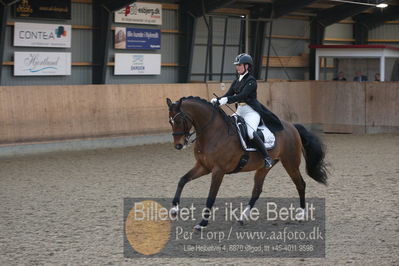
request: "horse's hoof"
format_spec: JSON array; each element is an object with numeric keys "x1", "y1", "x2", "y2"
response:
[
  {"x1": 238, "y1": 220, "x2": 245, "y2": 226},
  {"x1": 193, "y1": 224, "x2": 205, "y2": 232},
  {"x1": 239, "y1": 205, "x2": 251, "y2": 222},
  {"x1": 170, "y1": 206, "x2": 179, "y2": 218},
  {"x1": 295, "y1": 208, "x2": 305, "y2": 221}
]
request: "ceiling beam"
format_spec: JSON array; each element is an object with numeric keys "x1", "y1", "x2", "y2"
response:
[
  {"x1": 182, "y1": 0, "x2": 237, "y2": 18},
  {"x1": 1, "y1": 0, "x2": 20, "y2": 6},
  {"x1": 250, "y1": 3, "x2": 272, "y2": 18},
  {"x1": 307, "y1": 2, "x2": 335, "y2": 9},
  {"x1": 272, "y1": 0, "x2": 321, "y2": 18},
  {"x1": 203, "y1": 0, "x2": 237, "y2": 14},
  {"x1": 354, "y1": 5, "x2": 399, "y2": 30},
  {"x1": 102, "y1": 0, "x2": 137, "y2": 12},
  {"x1": 314, "y1": 3, "x2": 371, "y2": 27}
]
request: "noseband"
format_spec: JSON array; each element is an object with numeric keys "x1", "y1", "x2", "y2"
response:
[{"x1": 170, "y1": 112, "x2": 195, "y2": 140}]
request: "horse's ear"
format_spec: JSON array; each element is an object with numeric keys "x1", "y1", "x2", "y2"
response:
[{"x1": 166, "y1": 98, "x2": 172, "y2": 107}]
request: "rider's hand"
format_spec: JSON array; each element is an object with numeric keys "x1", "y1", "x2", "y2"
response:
[
  {"x1": 211, "y1": 98, "x2": 218, "y2": 104},
  {"x1": 218, "y1": 97, "x2": 228, "y2": 106}
]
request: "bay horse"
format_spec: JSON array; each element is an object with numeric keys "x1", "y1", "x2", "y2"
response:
[{"x1": 166, "y1": 96, "x2": 328, "y2": 230}]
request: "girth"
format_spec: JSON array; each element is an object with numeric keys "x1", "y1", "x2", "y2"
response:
[{"x1": 227, "y1": 152, "x2": 249, "y2": 174}]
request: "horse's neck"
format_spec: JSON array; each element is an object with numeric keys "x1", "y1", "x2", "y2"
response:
[
  {"x1": 184, "y1": 102, "x2": 233, "y2": 148},
  {"x1": 182, "y1": 101, "x2": 214, "y2": 129}
]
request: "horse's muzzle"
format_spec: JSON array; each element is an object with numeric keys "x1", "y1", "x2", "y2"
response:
[{"x1": 175, "y1": 144, "x2": 183, "y2": 150}]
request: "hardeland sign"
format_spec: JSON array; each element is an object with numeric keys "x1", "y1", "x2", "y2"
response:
[
  {"x1": 15, "y1": 0, "x2": 71, "y2": 20},
  {"x1": 114, "y1": 27, "x2": 161, "y2": 50},
  {"x1": 115, "y1": 2, "x2": 162, "y2": 25},
  {"x1": 114, "y1": 53, "x2": 161, "y2": 75},
  {"x1": 14, "y1": 52, "x2": 71, "y2": 76},
  {"x1": 14, "y1": 22, "x2": 71, "y2": 48}
]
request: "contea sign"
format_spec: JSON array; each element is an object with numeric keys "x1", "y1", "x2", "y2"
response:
[{"x1": 14, "y1": 22, "x2": 71, "y2": 48}]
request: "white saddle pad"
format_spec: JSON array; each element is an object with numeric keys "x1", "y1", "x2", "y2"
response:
[{"x1": 233, "y1": 115, "x2": 276, "y2": 151}]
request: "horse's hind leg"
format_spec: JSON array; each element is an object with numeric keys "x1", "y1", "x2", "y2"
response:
[
  {"x1": 171, "y1": 162, "x2": 210, "y2": 214},
  {"x1": 239, "y1": 168, "x2": 269, "y2": 224},
  {"x1": 281, "y1": 159, "x2": 306, "y2": 219}
]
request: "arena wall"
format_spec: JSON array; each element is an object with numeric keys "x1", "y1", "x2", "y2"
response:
[
  {"x1": 365, "y1": 82, "x2": 399, "y2": 133},
  {"x1": 0, "y1": 84, "x2": 206, "y2": 144},
  {"x1": 310, "y1": 81, "x2": 367, "y2": 134},
  {"x1": 0, "y1": 82, "x2": 398, "y2": 144}
]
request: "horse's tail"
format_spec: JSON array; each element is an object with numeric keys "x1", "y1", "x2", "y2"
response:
[{"x1": 294, "y1": 124, "x2": 328, "y2": 185}]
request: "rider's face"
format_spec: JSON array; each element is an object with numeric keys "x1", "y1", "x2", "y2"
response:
[{"x1": 235, "y1": 64, "x2": 246, "y2": 75}]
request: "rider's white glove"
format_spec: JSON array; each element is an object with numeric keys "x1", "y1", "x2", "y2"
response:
[
  {"x1": 218, "y1": 97, "x2": 228, "y2": 106},
  {"x1": 211, "y1": 98, "x2": 218, "y2": 104}
]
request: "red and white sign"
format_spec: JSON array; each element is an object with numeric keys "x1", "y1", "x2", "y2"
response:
[{"x1": 115, "y1": 2, "x2": 162, "y2": 25}]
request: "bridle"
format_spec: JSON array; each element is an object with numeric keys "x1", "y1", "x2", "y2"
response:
[
  {"x1": 169, "y1": 112, "x2": 194, "y2": 142},
  {"x1": 169, "y1": 107, "x2": 216, "y2": 144}
]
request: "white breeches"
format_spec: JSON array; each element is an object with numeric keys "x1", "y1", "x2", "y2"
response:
[{"x1": 237, "y1": 105, "x2": 260, "y2": 139}]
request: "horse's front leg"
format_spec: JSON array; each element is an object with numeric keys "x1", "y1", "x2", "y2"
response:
[
  {"x1": 171, "y1": 162, "x2": 210, "y2": 215},
  {"x1": 194, "y1": 168, "x2": 225, "y2": 230},
  {"x1": 239, "y1": 168, "x2": 269, "y2": 225}
]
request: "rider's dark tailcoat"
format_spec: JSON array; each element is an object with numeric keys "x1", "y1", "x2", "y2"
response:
[{"x1": 222, "y1": 73, "x2": 284, "y2": 133}]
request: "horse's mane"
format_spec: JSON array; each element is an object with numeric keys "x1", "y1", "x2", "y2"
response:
[{"x1": 179, "y1": 96, "x2": 237, "y2": 135}]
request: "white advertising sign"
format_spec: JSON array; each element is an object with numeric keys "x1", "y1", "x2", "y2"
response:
[
  {"x1": 115, "y1": 2, "x2": 162, "y2": 25},
  {"x1": 14, "y1": 52, "x2": 71, "y2": 76},
  {"x1": 114, "y1": 53, "x2": 161, "y2": 75},
  {"x1": 14, "y1": 22, "x2": 71, "y2": 48}
]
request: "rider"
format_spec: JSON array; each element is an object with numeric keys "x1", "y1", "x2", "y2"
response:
[{"x1": 211, "y1": 53, "x2": 284, "y2": 169}]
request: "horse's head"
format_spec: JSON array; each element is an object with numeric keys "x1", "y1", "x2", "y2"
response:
[{"x1": 166, "y1": 98, "x2": 194, "y2": 150}]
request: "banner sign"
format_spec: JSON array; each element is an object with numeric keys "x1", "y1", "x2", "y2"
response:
[
  {"x1": 124, "y1": 198, "x2": 326, "y2": 258},
  {"x1": 115, "y1": 2, "x2": 162, "y2": 25},
  {"x1": 14, "y1": 52, "x2": 71, "y2": 76},
  {"x1": 115, "y1": 27, "x2": 161, "y2": 50},
  {"x1": 14, "y1": 22, "x2": 71, "y2": 48},
  {"x1": 15, "y1": 0, "x2": 71, "y2": 20},
  {"x1": 114, "y1": 53, "x2": 161, "y2": 75}
]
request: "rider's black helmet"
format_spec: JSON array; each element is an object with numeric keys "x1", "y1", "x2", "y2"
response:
[{"x1": 234, "y1": 53, "x2": 253, "y2": 66}]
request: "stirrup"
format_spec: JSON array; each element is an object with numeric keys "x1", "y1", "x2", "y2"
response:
[{"x1": 264, "y1": 157, "x2": 273, "y2": 169}]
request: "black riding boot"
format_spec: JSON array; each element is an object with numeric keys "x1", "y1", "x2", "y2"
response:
[{"x1": 252, "y1": 132, "x2": 274, "y2": 169}]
